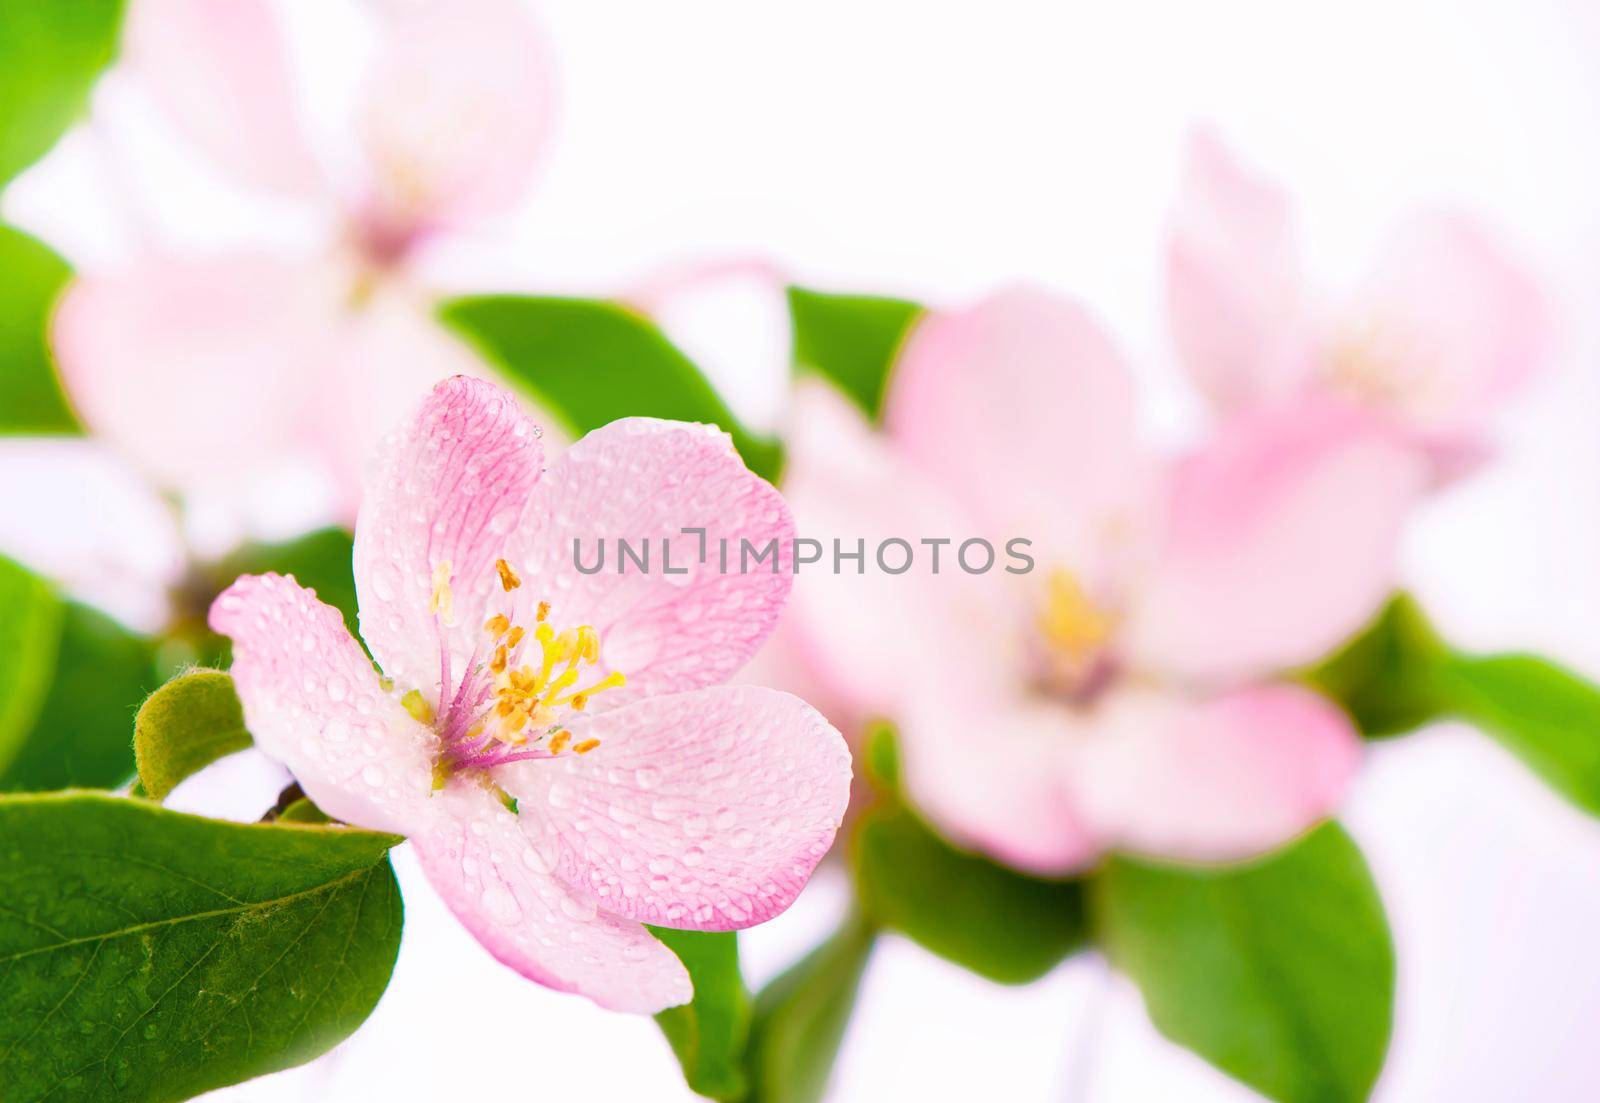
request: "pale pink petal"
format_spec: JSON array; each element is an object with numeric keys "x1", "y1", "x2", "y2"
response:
[
  {"x1": 410, "y1": 781, "x2": 692, "y2": 1013},
  {"x1": 1331, "y1": 210, "x2": 1550, "y2": 434},
  {"x1": 356, "y1": 0, "x2": 554, "y2": 236},
  {"x1": 209, "y1": 573, "x2": 437, "y2": 836},
  {"x1": 896, "y1": 677, "x2": 1099, "y2": 876},
  {"x1": 497, "y1": 686, "x2": 850, "y2": 931},
  {"x1": 779, "y1": 379, "x2": 1015, "y2": 724},
  {"x1": 1076, "y1": 685, "x2": 1360, "y2": 862},
  {"x1": 1166, "y1": 128, "x2": 1313, "y2": 412},
  {"x1": 0, "y1": 439, "x2": 183, "y2": 632},
  {"x1": 51, "y1": 253, "x2": 332, "y2": 495},
  {"x1": 1123, "y1": 398, "x2": 1427, "y2": 684},
  {"x1": 502, "y1": 418, "x2": 794, "y2": 706},
  {"x1": 126, "y1": 0, "x2": 323, "y2": 198},
  {"x1": 884, "y1": 285, "x2": 1156, "y2": 564},
  {"x1": 352, "y1": 376, "x2": 545, "y2": 702}
]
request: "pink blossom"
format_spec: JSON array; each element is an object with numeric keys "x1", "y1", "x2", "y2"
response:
[
  {"x1": 1167, "y1": 129, "x2": 1550, "y2": 480},
  {"x1": 53, "y1": 0, "x2": 555, "y2": 517},
  {"x1": 779, "y1": 287, "x2": 1427, "y2": 875},
  {"x1": 209, "y1": 377, "x2": 851, "y2": 1012}
]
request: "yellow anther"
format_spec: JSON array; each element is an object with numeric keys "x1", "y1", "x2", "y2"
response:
[
  {"x1": 401, "y1": 688, "x2": 435, "y2": 725},
  {"x1": 573, "y1": 739, "x2": 600, "y2": 755},
  {"x1": 495, "y1": 558, "x2": 522, "y2": 592},
  {"x1": 428, "y1": 560, "x2": 455, "y2": 623},
  {"x1": 484, "y1": 614, "x2": 511, "y2": 636},
  {"x1": 576, "y1": 625, "x2": 600, "y2": 664},
  {"x1": 1039, "y1": 569, "x2": 1113, "y2": 659},
  {"x1": 570, "y1": 694, "x2": 587, "y2": 711},
  {"x1": 548, "y1": 730, "x2": 572, "y2": 755},
  {"x1": 536, "y1": 601, "x2": 550, "y2": 622},
  {"x1": 505, "y1": 626, "x2": 524, "y2": 649},
  {"x1": 491, "y1": 645, "x2": 508, "y2": 674}
]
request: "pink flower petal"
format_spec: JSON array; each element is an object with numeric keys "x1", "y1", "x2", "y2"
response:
[
  {"x1": 1124, "y1": 398, "x2": 1427, "y2": 684},
  {"x1": 356, "y1": 0, "x2": 555, "y2": 235},
  {"x1": 1166, "y1": 128, "x2": 1313, "y2": 412},
  {"x1": 352, "y1": 376, "x2": 545, "y2": 702},
  {"x1": 126, "y1": 0, "x2": 323, "y2": 198},
  {"x1": 410, "y1": 780, "x2": 692, "y2": 1013},
  {"x1": 497, "y1": 685, "x2": 850, "y2": 931},
  {"x1": 884, "y1": 285, "x2": 1155, "y2": 564},
  {"x1": 1336, "y1": 210, "x2": 1550, "y2": 435},
  {"x1": 896, "y1": 686, "x2": 1100, "y2": 877},
  {"x1": 51, "y1": 253, "x2": 332, "y2": 495},
  {"x1": 209, "y1": 572, "x2": 437, "y2": 836},
  {"x1": 503, "y1": 418, "x2": 795, "y2": 706},
  {"x1": 1076, "y1": 685, "x2": 1361, "y2": 862},
  {"x1": 779, "y1": 379, "x2": 1011, "y2": 725}
]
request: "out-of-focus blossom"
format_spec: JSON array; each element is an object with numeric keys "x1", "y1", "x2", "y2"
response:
[
  {"x1": 779, "y1": 287, "x2": 1428, "y2": 874},
  {"x1": 1167, "y1": 130, "x2": 1550, "y2": 481},
  {"x1": 0, "y1": 438, "x2": 184, "y2": 631},
  {"x1": 53, "y1": 0, "x2": 554, "y2": 519},
  {"x1": 210, "y1": 377, "x2": 851, "y2": 1012}
]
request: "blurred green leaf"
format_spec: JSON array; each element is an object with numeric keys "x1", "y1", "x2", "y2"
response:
[
  {"x1": 0, "y1": 557, "x2": 158, "y2": 792},
  {"x1": 1443, "y1": 654, "x2": 1600, "y2": 815},
  {"x1": 441, "y1": 295, "x2": 783, "y2": 482},
  {"x1": 0, "y1": 791, "x2": 403, "y2": 1103},
  {"x1": 134, "y1": 669, "x2": 252, "y2": 802},
  {"x1": 0, "y1": 224, "x2": 79, "y2": 433},
  {"x1": 0, "y1": 0, "x2": 124, "y2": 186},
  {"x1": 854, "y1": 803, "x2": 1086, "y2": 984},
  {"x1": 278, "y1": 796, "x2": 331, "y2": 824},
  {"x1": 787, "y1": 286, "x2": 922, "y2": 421},
  {"x1": 651, "y1": 928, "x2": 752, "y2": 1101},
  {"x1": 1303, "y1": 593, "x2": 1448, "y2": 737},
  {"x1": 1095, "y1": 823, "x2": 1394, "y2": 1103},
  {"x1": 0, "y1": 555, "x2": 63, "y2": 776},
  {"x1": 746, "y1": 915, "x2": 875, "y2": 1103}
]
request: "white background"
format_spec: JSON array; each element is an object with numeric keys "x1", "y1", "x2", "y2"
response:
[{"x1": 9, "y1": 0, "x2": 1600, "y2": 1099}]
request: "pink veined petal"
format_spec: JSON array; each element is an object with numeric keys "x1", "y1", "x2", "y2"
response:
[
  {"x1": 497, "y1": 685, "x2": 850, "y2": 932},
  {"x1": 1331, "y1": 209, "x2": 1551, "y2": 435},
  {"x1": 883, "y1": 284, "x2": 1156, "y2": 565},
  {"x1": 1075, "y1": 684, "x2": 1361, "y2": 862},
  {"x1": 1123, "y1": 397, "x2": 1427, "y2": 685},
  {"x1": 0, "y1": 439, "x2": 184, "y2": 632},
  {"x1": 51, "y1": 253, "x2": 331, "y2": 495},
  {"x1": 1166, "y1": 128, "x2": 1314, "y2": 413},
  {"x1": 356, "y1": 0, "x2": 555, "y2": 237},
  {"x1": 209, "y1": 572, "x2": 436, "y2": 836},
  {"x1": 896, "y1": 683, "x2": 1101, "y2": 877},
  {"x1": 503, "y1": 418, "x2": 796, "y2": 706},
  {"x1": 779, "y1": 379, "x2": 1014, "y2": 725},
  {"x1": 126, "y1": 0, "x2": 323, "y2": 198},
  {"x1": 352, "y1": 376, "x2": 545, "y2": 703},
  {"x1": 409, "y1": 781, "x2": 692, "y2": 1014}
]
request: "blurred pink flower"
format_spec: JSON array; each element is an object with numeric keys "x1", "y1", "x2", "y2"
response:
[
  {"x1": 210, "y1": 377, "x2": 851, "y2": 1012},
  {"x1": 1167, "y1": 129, "x2": 1550, "y2": 481},
  {"x1": 53, "y1": 0, "x2": 555, "y2": 517},
  {"x1": 780, "y1": 287, "x2": 1428, "y2": 874}
]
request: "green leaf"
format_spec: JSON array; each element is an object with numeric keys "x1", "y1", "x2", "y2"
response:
[
  {"x1": 1442, "y1": 653, "x2": 1600, "y2": 814},
  {"x1": 0, "y1": 559, "x2": 159, "y2": 792},
  {"x1": 1095, "y1": 824, "x2": 1394, "y2": 1103},
  {"x1": 441, "y1": 295, "x2": 783, "y2": 482},
  {"x1": 133, "y1": 670, "x2": 253, "y2": 802},
  {"x1": 0, "y1": 792, "x2": 403, "y2": 1103},
  {"x1": 746, "y1": 915, "x2": 875, "y2": 1103},
  {"x1": 651, "y1": 928, "x2": 752, "y2": 1101},
  {"x1": 853, "y1": 803, "x2": 1086, "y2": 984},
  {"x1": 1303, "y1": 593, "x2": 1449, "y2": 737},
  {"x1": 787, "y1": 286, "x2": 922, "y2": 421},
  {"x1": 0, "y1": 0, "x2": 125, "y2": 186},
  {"x1": 0, "y1": 224, "x2": 79, "y2": 433},
  {"x1": 278, "y1": 797, "x2": 331, "y2": 825},
  {"x1": 0, "y1": 555, "x2": 63, "y2": 777}
]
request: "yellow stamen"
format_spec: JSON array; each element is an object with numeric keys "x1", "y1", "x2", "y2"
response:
[
  {"x1": 484, "y1": 613, "x2": 511, "y2": 636},
  {"x1": 536, "y1": 601, "x2": 550, "y2": 622},
  {"x1": 495, "y1": 558, "x2": 522, "y2": 592},
  {"x1": 401, "y1": 688, "x2": 435, "y2": 725},
  {"x1": 548, "y1": 730, "x2": 572, "y2": 755},
  {"x1": 428, "y1": 560, "x2": 455, "y2": 623},
  {"x1": 505, "y1": 626, "x2": 524, "y2": 649},
  {"x1": 490, "y1": 645, "x2": 508, "y2": 674},
  {"x1": 1039, "y1": 569, "x2": 1113, "y2": 659},
  {"x1": 572, "y1": 739, "x2": 600, "y2": 755}
]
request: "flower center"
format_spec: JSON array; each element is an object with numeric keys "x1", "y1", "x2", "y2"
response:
[
  {"x1": 1325, "y1": 314, "x2": 1439, "y2": 414},
  {"x1": 1031, "y1": 568, "x2": 1118, "y2": 704},
  {"x1": 414, "y1": 557, "x2": 628, "y2": 779}
]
